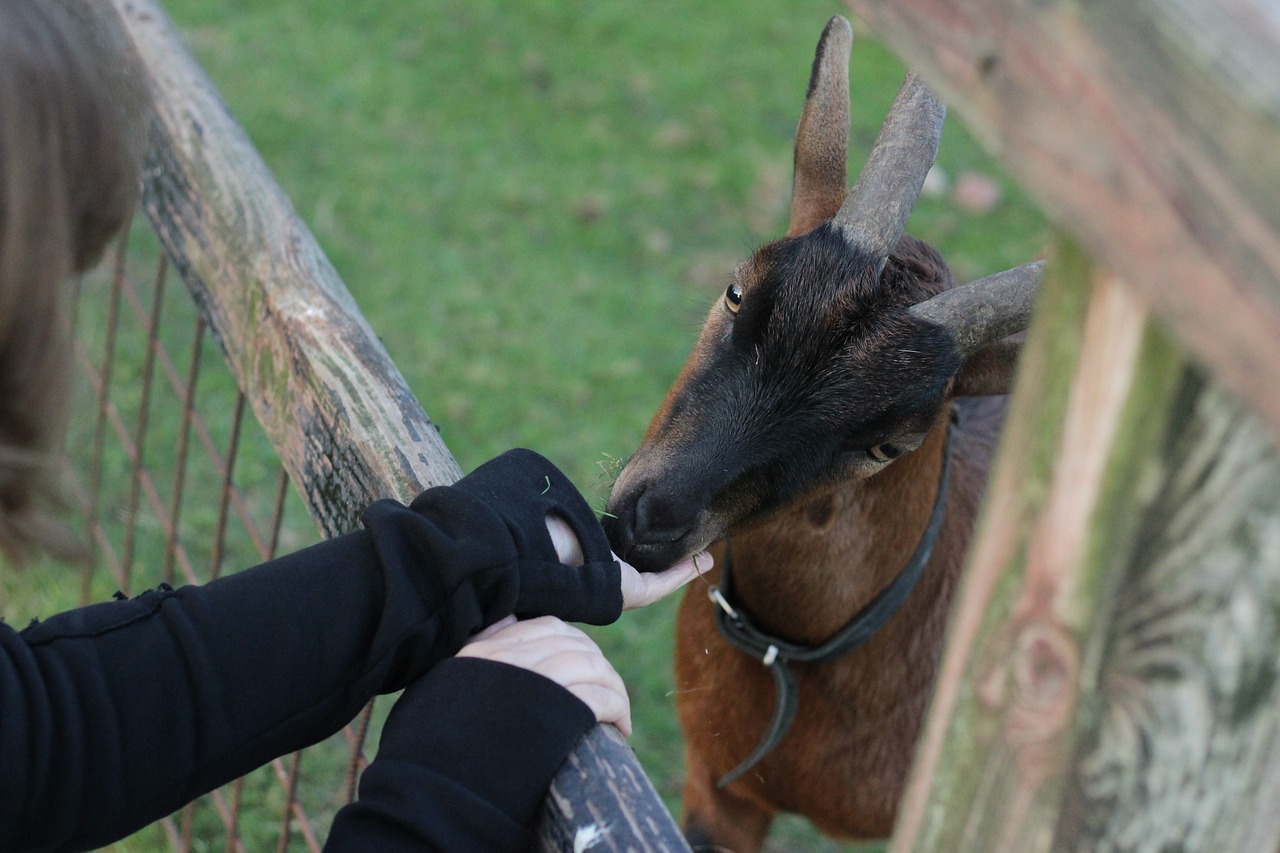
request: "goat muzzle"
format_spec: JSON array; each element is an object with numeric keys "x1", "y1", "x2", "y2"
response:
[{"x1": 603, "y1": 478, "x2": 712, "y2": 573}]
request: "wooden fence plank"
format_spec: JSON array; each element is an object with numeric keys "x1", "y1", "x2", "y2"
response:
[
  {"x1": 836, "y1": 3, "x2": 1280, "y2": 847},
  {"x1": 844, "y1": 0, "x2": 1280, "y2": 439},
  {"x1": 890, "y1": 236, "x2": 1280, "y2": 852},
  {"x1": 106, "y1": 0, "x2": 461, "y2": 536},
  {"x1": 537, "y1": 726, "x2": 692, "y2": 853}
]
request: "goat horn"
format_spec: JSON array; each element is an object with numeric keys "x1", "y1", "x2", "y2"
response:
[
  {"x1": 786, "y1": 16, "x2": 852, "y2": 237},
  {"x1": 832, "y1": 72, "x2": 945, "y2": 270},
  {"x1": 907, "y1": 260, "x2": 1046, "y2": 356}
]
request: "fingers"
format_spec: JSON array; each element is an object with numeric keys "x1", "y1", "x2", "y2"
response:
[
  {"x1": 618, "y1": 550, "x2": 713, "y2": 610},
  {"x1": 569, "y1": 683, "x2": 632, "y2": 737},
  {"x1": 545, "y1": 514, "x2": 584, "y2": 567},
  {"x1": 457, "y1": 616, "x2": 632, "y2": 735},
  {"x1": 548, "y1": 511, "x2": 709, "y2": 611},
  {"x1": 458, "y1": 617, "x2": 596, "y2": 669}
]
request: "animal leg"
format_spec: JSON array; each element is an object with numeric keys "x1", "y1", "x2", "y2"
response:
[{"x1": 681, "y1": 754, "x2": 773, "y2": 853}]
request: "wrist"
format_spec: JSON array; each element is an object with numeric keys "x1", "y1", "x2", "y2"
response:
[{"x1": 376, "y1": 657, "x2": 595, "y2": 825}]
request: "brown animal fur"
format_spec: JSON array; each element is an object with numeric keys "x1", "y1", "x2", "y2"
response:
[
  {"x1": 676, "y1": 396, "x2": 1004, "y2": 849},
  {"x1": 0, "y1": 1, "x2": 144, "y2": 564}
]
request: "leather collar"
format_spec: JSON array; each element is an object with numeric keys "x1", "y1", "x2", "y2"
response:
[{"x1": 709, "y1": 419, "x2": 955, "y2": 787}]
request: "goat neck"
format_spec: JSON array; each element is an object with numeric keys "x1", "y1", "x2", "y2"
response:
[{"x1": 722, "y1": 407, "x2": 954, "y2": 646}]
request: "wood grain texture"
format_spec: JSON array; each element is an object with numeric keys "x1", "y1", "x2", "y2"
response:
[
  {"x1": 108, "y1": 0, "x2": 461, "y2": 536},
  {"x1": 891, "y1": 238, "x2": 1280, "y2": 852},
  {"x1": 891, "y1": 239, "x2": 1159, "y2": 852},
  {"x1": 1060, "y1": 373, "x2": 1280, "y2": 853},
  {"x1": 536, "y1": 726, "x2": 692, "y2": 852},
  {"x1": 844, "y1": 0, "x2": 1280, "y2": 440},
  {"x1": 95, "y1": 0, "x2": 685, "y2": 847}
]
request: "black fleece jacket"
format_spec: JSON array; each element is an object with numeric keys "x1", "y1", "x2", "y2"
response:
[{"x1": 0, "y1": 449, "x2": 623, "y2": 852}]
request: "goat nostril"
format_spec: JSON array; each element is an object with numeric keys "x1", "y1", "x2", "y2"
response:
[
  {"x1": 633, "y1": 490, "x2": 659, "y2": 538},
  {"x1": 601, "y1": 506, "x2": 633, "y2": 557},
  {"x1": 634, "y1": 488, "x2": 693, "y2": 545}
]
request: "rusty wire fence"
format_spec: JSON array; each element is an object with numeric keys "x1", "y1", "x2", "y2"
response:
[
  {"x1": 65, "y1": 222, "x2": 379, "y2": 851},
  {"x1": 19, "y1": 0, "x2": 691, "y2": 850}
]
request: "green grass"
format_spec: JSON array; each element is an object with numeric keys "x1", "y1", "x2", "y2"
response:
[{"x1": 3, "y1": 1, "x2": 1049, "y2": 850}]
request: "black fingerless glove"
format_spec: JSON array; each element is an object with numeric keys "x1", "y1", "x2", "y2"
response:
[
  {"x1": 447, "y1": 448, "x2": 621, "y2": 624},
  {"x1": 360, "y1": 449, "x2": 622, "y2": 682}
]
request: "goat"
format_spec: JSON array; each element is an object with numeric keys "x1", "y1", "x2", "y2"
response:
[{"x1": 602, "y1": 16, "x2": 1042, "y2": 852}]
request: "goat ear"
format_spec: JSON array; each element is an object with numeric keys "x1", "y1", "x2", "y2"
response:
[
  {"x1": 950, "y1": 335, "x2": 1024, "y2": 397},
  {"x1": 786, "y1": 16, "x2": 852, "y2": 237}
]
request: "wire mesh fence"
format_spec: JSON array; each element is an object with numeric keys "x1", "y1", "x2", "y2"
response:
[{"x1": 66, "y1": 220, "x2": 382, "y2": 851}]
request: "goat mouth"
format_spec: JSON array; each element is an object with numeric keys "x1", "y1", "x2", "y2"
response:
[
  {"x1": 601, "y1": 476, "x2": 725, "y2": 571},
  {"x1": 625, "y1": 542, "x2": 693, "y2": 573},
  {"x1": 618, "y1": 529, "x2": 718, "y2": 574}
]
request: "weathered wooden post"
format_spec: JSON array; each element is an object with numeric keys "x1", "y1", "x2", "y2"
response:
[
  {"x1": 892, "y1": 237, "x2": 1280, "y2": 851},
  {"x1": 836, "y1": 0, "x2": 1280, "y2": 849}
]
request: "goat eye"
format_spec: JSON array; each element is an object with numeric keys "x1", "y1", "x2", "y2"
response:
[
  {"x1": 724, "y1": 283, "x2": 743, "y2": 315},
  {"x1": 868, "y1": 443, "x2": 902, "y2": 463}
]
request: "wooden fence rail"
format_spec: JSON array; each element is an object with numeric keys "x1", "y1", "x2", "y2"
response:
[
  {"x1": 847, "y1": 0, "x2": 1280, "y2": 440},
  {"x1": 892, "y1": 237, "x2": 1280, "y2": 853},
  {"x1": 86, "y1": 0, "x2": 689, "y2": 848}
]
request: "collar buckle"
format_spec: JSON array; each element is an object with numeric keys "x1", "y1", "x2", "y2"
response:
[{"x1": 708, "y1": 585, "x2": 739, "y2": 620}]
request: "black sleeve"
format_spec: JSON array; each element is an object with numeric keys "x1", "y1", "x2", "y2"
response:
[
  {"x1": 0, "y1": 449, "x2": 621, "y2": 852},
  {"x1": 324, "y1": 657, "x2": 596, "y2": 852}
]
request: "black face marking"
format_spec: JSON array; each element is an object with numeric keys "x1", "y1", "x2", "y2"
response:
[
  {"x1": 604, "y1": 224, "x2": 963, "y2": 570},
  {"x1": 651, "y1": 227, "x2": 961, "y2": 525}
]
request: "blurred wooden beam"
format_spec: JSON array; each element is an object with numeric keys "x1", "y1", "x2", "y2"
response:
[
  {"x1": 837, "y1": 3, "x2": 1280, "y2": 849},
  {"x1": 845, "y1": 0, "x2": 1280, "y2": 438}
]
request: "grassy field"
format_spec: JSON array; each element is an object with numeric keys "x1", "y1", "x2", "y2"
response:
[{"x1": 4, "y1": 0, "x2": 1049, "y2": 849}]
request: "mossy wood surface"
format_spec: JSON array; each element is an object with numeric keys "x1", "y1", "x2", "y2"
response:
[
  {"x1": 97, "y1": 0, "x2": 688, "y2": 848},
  {"x1": 891, "y1": 238, "x2": 1280, "y2": 852},
  {"x1": 108, "y1": 0, "x2": 461, "y2": 537},
  {"x1": 838, "y1": 1, "x2": 1280, "y2": 846}
]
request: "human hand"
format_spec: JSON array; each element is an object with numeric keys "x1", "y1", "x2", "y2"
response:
[
  {"x1": 545, "y1": 514, "x2": 711, "y2": 609},
  {"x1": 459, "y1": 615, "x2": 633, "y2": 736},
  {"x1": 618, "y1": 550, "x2": 710, "y2": 609},
  {"x1": 545, "y1": 514, "x2": 586, "y2": 566}
]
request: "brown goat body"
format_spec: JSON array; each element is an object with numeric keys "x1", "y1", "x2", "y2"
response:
[
  {"x1": 675, "y1": 395, "x2": 1003, "y2": 849},
  {"x1": 604, "y1": 17, "x2": 1041, "y2": 851}
]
